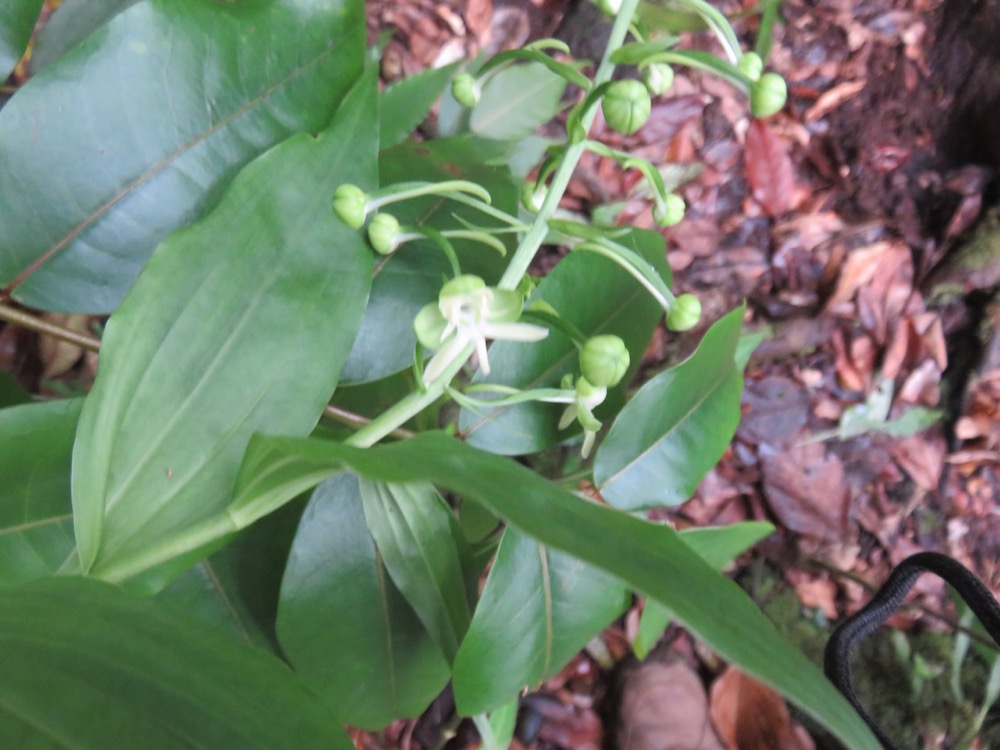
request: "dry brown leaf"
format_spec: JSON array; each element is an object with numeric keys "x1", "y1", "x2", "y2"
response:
[
  {"x1": 617, "y1": 660, "x2": 723, "y2": 750},
  {"x1": 38, "y1": 313, "x2": 89, "y2": 380},
  {"x1": 804, "y1": 80, "x2": 867, "y2": 122},
  {"x1": 710, "y1": 667, "x2": 814, "y2": 750},
  {"x1": 744, "y1": 119, "x2": 804, "y2": 218},
  {"x1": 760, "y1": 442, "x2": 848, "y2": 541}
]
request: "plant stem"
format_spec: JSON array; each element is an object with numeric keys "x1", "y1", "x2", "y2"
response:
[
  {"x1": 497, "y1": 0, "x2": 640, "y2": 291},
  {"x1": 337, "y1": 0, "x2": 642, "y2": 447},
  {"x1": 0, "y1": 302, "x2": 101, "y2": 351},
  {"x1": 323, "y1": 404, "x2": 414, "y2": 440}
]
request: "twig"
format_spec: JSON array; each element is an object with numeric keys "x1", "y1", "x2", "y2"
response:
[
  {"x1": 322, "y1": 404, "x2": 415, "y2": 441},
  {"x1": 0, "y1": 302, "x2": 101, "y2": 351}
]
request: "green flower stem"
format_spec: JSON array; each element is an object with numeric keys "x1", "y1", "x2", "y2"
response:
[
  {"x1": 573, "y1": 240, "x2": 675, "y2": 311},
  {"x1": 497, "y1": 0, "x2": 640, "y2": 292},
  {"x1": 679, "y1": 0, "x2": 741, "y2": 62},
  {"x1": 347, "y1": 0, "x2": 639, "y2": 448},
  {"x1": 346, "y1": 341, "x2": 474, "y2": 448},
  {"x1": 367, "y1": 180, "x2": 492, "y2": 211},
  {"x1": 644, "y1": 50, "x2": 749, "y2": 91}
]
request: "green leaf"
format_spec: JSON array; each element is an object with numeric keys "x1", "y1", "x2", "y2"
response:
[
  {"x1": 277, "y1": 474, "x2": 449, "y2": 729},
  {"x1": 70, "y1": 73, "x2": 378, "y2": 586},
  {"x1": 0, "y1": 0, "x2": 364, "y2": 313},
  {"x1": 29, "y1": 0, "x2": 138, "y2": 72},
  {"x1": 379, "y1": 62, "x2": 460, "y2": 149},
  {"x1": 155, "y1": 498, "x2": 307, "y2": 651},
  {"x1": 0, "y1": 399, "x2": 80, "y2": 587},
  {"x1": 227, "y1": 433, "x2": 881, "y2": 749},
  {"x1": 341, "y1": 138, "x2": 516, "y2": 384},
  {"x1": 0, "y1": 576, "x2": 352, "y2": 749},
  {"x1": 0, "y1": 371, "x2": 30, "y2": 407},
  {"x1": 593, "y1": 306, "x2": 744, "y2": 509},
  {"x1": 459, "y1": 229, "x2": 668, "y2": 455},
  {"x1": 0, "y1": 0, "x2": 42, "y2": 80},
  {"x1": 635, "y1": 521, "x2": 773, "y2": 659},
  {"x1": 453, "y1": 526, "x2": 628, "y2": 713},
  {"x1": 360, "y1": 479, "x2": 474, "y2": 662},
  {"x1": 470, "y1": 62, "x2": 566, "y2": 140}
]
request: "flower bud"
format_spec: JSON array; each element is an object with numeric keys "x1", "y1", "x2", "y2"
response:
[
  {"x1": 602, "y1": 80, "x2": 652, "y2": 136},
  {"x1": 653, "y1": 193, "x2": 685, "y2": 227},
  {"x1": 440, "y1": 274, "x2": 486, "y2": 301},
  {"x1": 579, "y1": 335, "x2": 630, "y2": 388},
  {"x1": 593, "y1": 0, "x2": 622, "y2": 14},
  {"x1": 738, "y1": 52, "x2": 763, "y2": 82},
  {"x1": 332, "y1": 184, "x2": 368, "y2": 229},
  {"x1": 367, "y1": 213, "x2": 401, "y2": 255},
  {"x1": 451, "y1": 73, "x2": 480, "y2": 108},
  {"x1": 666, "y1": 293, "x2": 702, "y2": 331},
  {"x1": 750, "y1": 72, "x2": 787, "y2": 118},
  {"x1": 521, "y1": 182, "x2": 546, "y2": 213},
  {"x1": 643, "y1": 63, "x2": 674, "y2": 96}
]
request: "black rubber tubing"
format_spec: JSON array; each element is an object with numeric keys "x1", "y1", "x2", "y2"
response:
[{"x1": 823, "y1": 551, "x2": 1000, "y2": 749}]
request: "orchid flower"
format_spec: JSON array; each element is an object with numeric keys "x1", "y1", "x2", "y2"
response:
[
  {"x1": 414, "y1": 275, "x2": 548, "y2": 385},
  {"x1": 555, "y1": 376, "x2": 607, "y2": 459}
]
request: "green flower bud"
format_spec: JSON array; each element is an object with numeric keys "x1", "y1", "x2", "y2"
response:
[
  {"x1": 440, "y1": 274, "x2": 486, "y2": 300},
  {"x1": 593, "y1": 0, "x2": 622, "y2": 14},
  {"x1": 666, "y1": 293, "x2": 702, "y2": 331},
  {"x1": 602, "y1": 80, "x2": 652, "y2": 136},
  {"x1": 579, "y1": 334, "x2": 630, "y2": 388},
  {"x1": 367, "y1": 213, "x2": 401, "y2": 255},
  {"x1": 738, "y1": 52, "x2": 763, "y2": 82},
  {"x1": 653, "y1": 193, "x2": 685, "y2": 227},
  {"x1": 750, "y1": 72, "x2": 787, "y2": 118},
  {"x1": 451, "y1": 73, "x2": 480, "y2": 108},
  {"x1": 414, "y1": 302, "x2": 448, "y2": 349},
  {"x1": 643, "y1": 63, "x2": 674, "y2": 96},
  {"x1": 332, "y1": 184, "x2": 368, "y2": 229},
  {"x1": 521, "y1": 182, "x2": 546, "y2": 213}
]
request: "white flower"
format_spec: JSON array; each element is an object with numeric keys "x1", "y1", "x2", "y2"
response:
[
  {"x1": 414, "y1": 275, "x2": 548, "y2": 385},
  {"x1": 541, "y1": 375, "x2": 607, "y2": 459}
]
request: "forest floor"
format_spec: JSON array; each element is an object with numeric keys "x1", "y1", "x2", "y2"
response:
[{"x1": 354, "y1": 0, "x2": 1000, "y2": 748}]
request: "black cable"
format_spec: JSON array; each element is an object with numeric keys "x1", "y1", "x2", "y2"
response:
[{"x1": 824, "y1": 551, "x2": 1000, "y2": 749}]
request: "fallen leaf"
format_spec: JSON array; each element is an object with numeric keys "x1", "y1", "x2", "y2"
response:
[
  {"x1": 710, "y1": 666, "x2": 814, "y2": 750},
  {"x1": 760, "y1": 443, "x2": 848, "y2": 541},
  {"x1": 744, "y1": 119, "x2": 803, "y2": 218},
  {"x1": 617, "y1": 659, "x2": 724, "y2": 750}
]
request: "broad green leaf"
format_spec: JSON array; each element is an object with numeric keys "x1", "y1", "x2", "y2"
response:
[
  {"x1": 0, "y1": 0, "x2": 364, "y2": 313},
  {"x1": 277, "y1": 474, "x2": 449, "y2": 729},
  {"x1": 0, "y1": 576, "x2": 352, "y2": 749},
  {"x1": 0, "y1": 0, "x2": 42, "y2": 80},
  {"x1": 453, "y1": 526, "x2": 629, "y2": 712},
  {"x1": 226, "y1": 433, "x2": 881, "y2": 749},
  {"x1": 379, "y1": 62, "x2": 460, "y2": 149},
  {"x1": 635, "y1": 521, "x2": 773, "y2": 659},
  {"x1": 470, "y1": 62, "x2": 566, "y2": 140},
  {"x1": 70, "y1": 74, "x2": 378, "y2": 585},
  {"x1": 156, "y1": 498, "x2": 307, "y2": 651},
  {"x1": 341, "y1": 138, "x2": 516, "y2": 383},
  {"x1": 459, "y1": 230, "x2": 668, "y2": 455},
  {"x1": 29, "y1": 0, "x2": 138, "y2": 72},
  {"x1": 594, "y1": 306, "x2": 744, "y2": 509},
  {"x1": 0, "y1": 399, "x2": 81, "y2": 587},
  {"x1": 360, "y1": 479, "x2": 474, "y2": 662}
]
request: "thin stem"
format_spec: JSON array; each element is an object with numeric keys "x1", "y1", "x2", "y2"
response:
[
  {"x1": 497, "y1": 0, "x2": 641, "y2": 291},
  {"x1": 0, "y1": 302, "x2": 101, "y2": 351},
  {"x1": 346, "y1": 342, "x2": 474, "y2": 448}
]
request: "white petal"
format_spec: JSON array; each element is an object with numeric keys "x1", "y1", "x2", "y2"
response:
[
  {"x1": 580, "y1": 429, "x2": 596, "y2": 459},
  {"x1": 478, "y1": 321, "x2": 548, "y2": 342},
  {"x1": 474, "y1": 334, "x2": 491, "y2": 375},
  {"x1": 422, "y1": 334, "x2": 471, "y2": 384},
  {"x1": 558, "y1": 404, "x2": 577, "y2": 430}
]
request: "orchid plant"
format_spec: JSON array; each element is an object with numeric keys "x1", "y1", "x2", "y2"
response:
[{"x1": 0, "y1": 0, "x2": 884, "y2": 748}]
